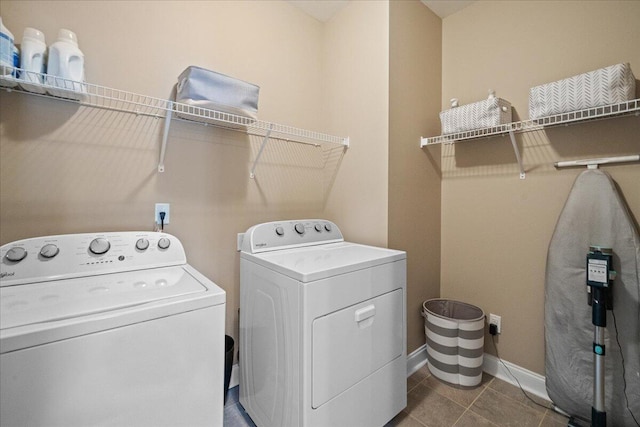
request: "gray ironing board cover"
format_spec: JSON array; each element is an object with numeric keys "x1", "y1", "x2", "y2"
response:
[{"x1": 545, "y1": 169, "x2": 640, "y2": 425}]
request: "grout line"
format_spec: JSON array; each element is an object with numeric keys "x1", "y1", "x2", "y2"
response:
[
  {"x1": 407, "y1": 412, "x2": 430, "y2": 427},
  {"x1": 481, "y1": 387, "x2": 547, "y2": 426},
  {"x1": 455, "y1": 380, "x2": 500, "y2": 426},
  {"x1": 536, "y1": 409, "x2": 558, "y2": 427},
  {"x1": 461, "y1": 408, "x2": 501, "y2": 427},
  {"x1": 486, "y1": 380, "x2": 549, "y2": 415},
  {"x1": 407, "y1": 369, "x2": 432, "y2": 393},
  {"x1": 468, "y1": 380, "x2": 490, "y2": 408},
  {"x1": 452, "y1": 408, "x2": 469, "y2": 426},
  {"x1": 487, "y1": 385, "x2": 537, "y2": 410},
  {"x1": 454, "y1": 382, "x2": 500, "y2": 427}
]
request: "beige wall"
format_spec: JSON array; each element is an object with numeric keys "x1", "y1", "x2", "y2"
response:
[
  {"x1": 0, "y1": 1, "x2": 392, "y2": 350},
  {"x1": 441, "y1": 1, "x2": 640, "y2": 374},
  {"x1": 5, "y1": 0, "x2": 630, "y2": 378},
  {"x1": 389, "y1": 1, "x2": 442, "y2": 353},
  {"x1": 322, "y1": 0, "x2": 390, "y2": 246}
]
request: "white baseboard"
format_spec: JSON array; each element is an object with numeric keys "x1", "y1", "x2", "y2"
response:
[
  {"x1": 407, "y1": 344, "x2": 429, "y2": 376},
  {"x1": 482, "y1": 353, "x2": 550, "y2": 401},
  {"x1": 405, "y1": 344, "x2": 550, "y2": 402}
]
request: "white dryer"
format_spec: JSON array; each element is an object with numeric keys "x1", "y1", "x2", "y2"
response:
[
  {"x1": 0, "y1": 232, "x2": 226, "y2": 426},
  {"x1": 239, "y1": 220, "x2": 407, "y2": 427}
]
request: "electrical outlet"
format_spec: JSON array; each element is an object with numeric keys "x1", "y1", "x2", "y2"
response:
[
  {"x1": 155, "y1": 203, "x2": 170, "y2": 225},
  {"x1": 489, "y1": 313, "x2": 502, "y2": 334}
]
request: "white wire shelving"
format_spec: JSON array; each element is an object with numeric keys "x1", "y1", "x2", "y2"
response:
[
  {"x1": 0, "y1": 66, "x2": 349, "y2": 175},
  {"x1": 420, "y1": 98, "x2": 640, "y2": 179}
]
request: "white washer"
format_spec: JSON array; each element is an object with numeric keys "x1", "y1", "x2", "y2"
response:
[
  {"x1": 239, "y1": 220, "x2": 407, "y2": 427},
  {"x1": 0, "y1": 231, "x2": 226, "y2": 427}
]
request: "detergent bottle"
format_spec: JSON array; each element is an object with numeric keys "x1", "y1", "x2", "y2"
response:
[
  {"x1": 46, "y1": 28, "x2": 85, "y2": 98},
  {"x1": 20, "y1": 27, "x2": 47, "y2": 92},
  {"x1": 0, "y1": 16, "x2": 18, "y2": 81}
]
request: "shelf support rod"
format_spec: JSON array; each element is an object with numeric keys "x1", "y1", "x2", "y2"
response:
[
  {"x1": 250, "y1": 123, "x2": 274, "y2": 179},
  {"x1": 158, "y1": 101, "x2": 173, "y2": 173},
  {"x1": 508, "y1": 130, "x2": 526, "y2": 179},
  {"x1": 554, "y1": 154, "x2": 640, "y2": 169}
]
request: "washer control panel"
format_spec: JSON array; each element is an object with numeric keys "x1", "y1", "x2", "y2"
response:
[
  {"x1": 0, "y1": 232, "x2": 185, "y2": 287},
  {"x1": 241, "y1": 219, "x2": 343, "y2": 253}
]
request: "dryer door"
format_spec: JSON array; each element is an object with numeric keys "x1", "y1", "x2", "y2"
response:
[{"x1": 311, "y1": 289, "x2": 403, "y2": 408}]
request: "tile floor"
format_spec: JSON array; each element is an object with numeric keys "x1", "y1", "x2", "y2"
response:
[
  {"x1": 223, "y1": 365, "x2": 570, "y2": 427},
  {"x1": 388, "y1": 365, "x2": 569, "y2": 427}
]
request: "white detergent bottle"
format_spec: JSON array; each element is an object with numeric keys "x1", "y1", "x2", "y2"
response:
[
  {"x1": 0, "y1": 16, "x2": 18, "y2": 85},
  {"x1": 19, "y1": 27, "x2": 47, "y2": 93},
  {"x1": 47, "y1": 28, "x2": 86, "y2": 98}
]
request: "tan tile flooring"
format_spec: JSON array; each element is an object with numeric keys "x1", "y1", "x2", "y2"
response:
[{"x1": 387, "y1": 365, "x2": 570, "y2": 427}]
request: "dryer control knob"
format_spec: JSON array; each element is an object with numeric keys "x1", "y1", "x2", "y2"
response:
[
  {"x1": 5, "y1": 247, "x2": 27, "y2": 262},
  {"x1": 158, "y1": 237, "x2": 171, "y2": 250},
  {"x1": 294, "y1": 223, "x2": 305, "y2": 235},
  {"x1": 89, "y1": 238, "x2": 110, "y2": 255},
  {"x1": 314, "y1": 224, "x2": 322, "y2": 232},
  {"x1": 275, "y1": 226, "x2": 284, "y2": 236},
  {"x1": 40, "y1": 244, "x2": 60, "y2": 259},
  {"x1": 324, "y1": 223, "x2": 332, "y2": 232},
  {"x1": 136, "y1": 238, "x2": 150, "y2": 251}
]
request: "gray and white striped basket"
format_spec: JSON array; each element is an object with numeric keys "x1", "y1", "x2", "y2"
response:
[
  {"x1": 529, "y1": 62, "x2": 636, "y2": 119},
  {"x1": 423, "y1": 299, "x2": 485, "y2": 387},
  {"x1": 439, "y1": 97, "x2": 512, "y2": 134}
]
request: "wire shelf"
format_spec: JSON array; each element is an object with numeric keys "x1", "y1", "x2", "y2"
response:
[
  {"x1": 172, "y1": 101, "x2": 348, "y2": 146},
  {"x1": 1, "y1": 66, "x2": 170, "y2": 117},
  {"x1": 1, "y1": 66, "x2": 349, "y2": 173},
  {"x1": 421, "y1": 98, "x2": 640, "y2": 147}
]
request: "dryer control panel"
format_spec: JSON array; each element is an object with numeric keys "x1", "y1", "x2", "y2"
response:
[
  {"x1": 240, "y1": 219, "x2": 344, "y2": 253},
  {"x1": 0, "y1": 232, "x2": 186, "y2": 287}
]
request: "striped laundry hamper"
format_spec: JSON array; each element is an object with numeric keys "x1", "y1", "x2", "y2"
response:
[{"x1": 422, "y1": 299, "x2": 485, "y2": 387}]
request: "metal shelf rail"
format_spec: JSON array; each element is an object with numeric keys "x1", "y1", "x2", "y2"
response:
[
  {"x1": 1, "y1": 66, "x2": 349, "y2": 175},
  {"x1": 420, "y1": 98, "x2": 640, "y2": 179}
]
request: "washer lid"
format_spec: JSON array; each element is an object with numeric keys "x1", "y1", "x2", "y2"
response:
[
  {"x1": 242, "y1": 242, "x2": 406, "y2": 282},
  {"x1": 0, "y1": 266, "x2": 214, "y2": 330}
]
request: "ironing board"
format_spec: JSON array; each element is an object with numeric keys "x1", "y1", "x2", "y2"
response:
[{"x1": 545, "y1": 169, "x2": 640, "y2": 425}]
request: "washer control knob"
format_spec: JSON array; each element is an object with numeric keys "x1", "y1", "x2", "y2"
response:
[
  {"x1": 158, "y1": 237, "x2": 171, "y2": 250},
  {"x1": 89, "y1": 238, "x2": 110, "y2": 255},
  {"x1": 5, "y1": 247, "x2": 27, "y2": 262},
  {"x1": 294, "y1": 223, "x2": 305, "y2": 235},
  {"x1": 136, "y1": 238, "x2": 150, "y2": 251},
  {"x1": 275, "y1": 226, "x2": 284, "y2": 236},
  {"x1": 314, "y1": 224, "x2": 322, "y2": 232},
  {"x1": 40, "y1": 244, "x2": 60, "y2": 259},
  {"x1": 324, "y1": 223, "x2": 332, "y2": 232}
]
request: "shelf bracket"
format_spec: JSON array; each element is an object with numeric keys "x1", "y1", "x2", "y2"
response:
[
  {"x1": 508, "y1": 130, "x2": 526, "y2": 179},
  {"x1": 249, "y1": 123, "x2": 274, "y2": 179},
  {"x1": 158, "y1": 101, "x2": 173, "y2": 173}
]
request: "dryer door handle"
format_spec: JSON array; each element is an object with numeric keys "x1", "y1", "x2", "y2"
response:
[{"x1": 354, "y1": 305, "x2": 376, "y2": 322}]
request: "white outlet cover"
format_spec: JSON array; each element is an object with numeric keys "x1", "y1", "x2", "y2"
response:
[
  {"x1": 489, "y1": 313, "x2": 501, "y2": 334},
  {"x1": 155, "y1": 203, "x2": 170, "y2": 224}
]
